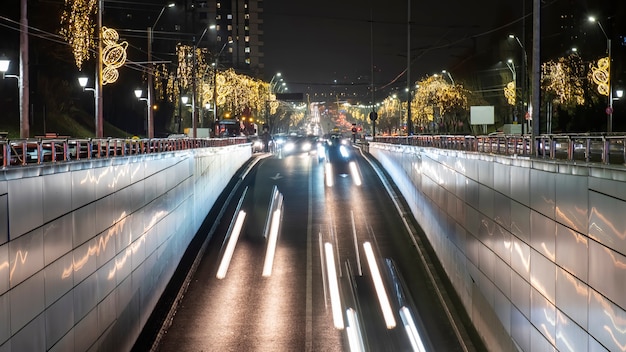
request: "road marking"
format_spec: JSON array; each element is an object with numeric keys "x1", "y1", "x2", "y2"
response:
[
  {"x1": 270, "y1": 172, "x2": 283, "y2": 180},
  {"x1": 305, "y1": 158, "x2": 313, "y2": 350}
]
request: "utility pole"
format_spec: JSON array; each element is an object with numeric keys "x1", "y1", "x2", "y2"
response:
[
  {"x1": 19, "y1": 0, "x2": 29, "y2": 138},
  {"x1": 530, "y1": 0, "x2": 540, "y2": 153}
]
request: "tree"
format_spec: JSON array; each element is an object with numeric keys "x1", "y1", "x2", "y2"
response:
[{"x1": 412, "y1": 75, "x2": 470, "y2": 134}]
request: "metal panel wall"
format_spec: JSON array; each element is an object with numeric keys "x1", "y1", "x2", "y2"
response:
[
  {"x1": 0, "y1": 145, "x2": 251, "y2": 351},
  {"x1": 370, "y1": 142, "x2": 626, "y2": 352}
]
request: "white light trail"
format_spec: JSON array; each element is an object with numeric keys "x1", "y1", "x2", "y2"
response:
[
  {"x1": 216, "y1": 210, "x2": 247, "y2": 279},
  {"x1": 363, "y1": 241, "x2": 396, "y2": 329},
  {"x1": 400, "y1": 306, "x2": 427, "y2": 352},
  {"x1": 325, "y1": 163, "x2": 334, "y2": 187},
  {"x1": 349, "y1": 161, "x2": 362, "y2": 186},
  {"x1": 262, "y1": 208, "x2": 282, "y2": 277},
  {"x1": 346, "y1": 308, "x2": 365, "y2": 352},
  {"x1": 325, "y1": 242, "x2": 344, "y2": 329}
]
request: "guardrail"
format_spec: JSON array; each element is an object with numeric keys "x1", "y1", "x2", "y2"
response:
[
  {"x1": 374, "y1": 134, "x2": 626, "y2": 165},
  {"x1": 0, "y1": 137, "x2": 249, "y2": 167}
]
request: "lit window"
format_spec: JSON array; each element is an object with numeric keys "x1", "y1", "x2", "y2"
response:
[
  {"x1": 217, "y1": 2, "x2": 221, "y2": 9},
  {"x1": 227, "y1": 14, "x2": 232, "y2": 19},
  {"x1": 227, "y1": 25, "x2": 232, "y2": 31},
  {"x1": 245, "y1": 47, "x2": 250, "y2": 53},
  {"x1": 245, "y1": 14, "x2": 250, "y2": 19},
  {"x1": 245, "y1": 58, "x2": 250, "y2": 64},
  {"x1": 216, "y1": 14, "x2": 221, "y2": 20},
  {"x1": 245, "y1": 36, "x2": 249, "y2": 42}
]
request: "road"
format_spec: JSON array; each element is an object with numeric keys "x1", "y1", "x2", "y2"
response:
[{"x1": 151, "y1": 141, "x2": 483, "y2": 351}]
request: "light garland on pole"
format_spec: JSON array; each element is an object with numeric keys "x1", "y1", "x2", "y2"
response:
[
  {"x1": 591, "y1": 57, "x2": 610, "y2": 97},
  {"x1": 101, "y1": 27, "x2": 127, "y2": 85}
]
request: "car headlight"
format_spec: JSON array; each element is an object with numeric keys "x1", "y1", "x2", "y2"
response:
[
  {"x1": 301, "y1": 142, "x2": 312, "y2": 152},
  {"x1": 339, "y1": 145, "x2": 350, "y2": 158},
  {"x1": 284, "y1": 142, "x2": 295, "y2": 152}
]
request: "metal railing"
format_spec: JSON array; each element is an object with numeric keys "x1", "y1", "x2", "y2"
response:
[
  {"x1": 0, "y1": 136, "x2": 248, "y2": 167},
  {"x1": 374, "y1": 134, "x2": 626, "y2": 165}
]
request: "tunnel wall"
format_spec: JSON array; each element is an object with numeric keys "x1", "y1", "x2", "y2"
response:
[
  {"x1": 370, "y1": 142, "x2": 626, "y2": 352},
  {"x1": 0, "y1": 144, "x2": 251, "y2": 351}
]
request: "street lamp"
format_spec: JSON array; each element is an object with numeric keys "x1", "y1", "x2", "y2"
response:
[
  {"x1": 180, "y1": 95, "x2": 189, "y2": 134},
  {"x1": 0, "y1": 57, "x2": 23, "y2": 134},
  {"x1": 134, "y1": 89, "x2": 150, "y2": 136},
  {"x1": 441, "y1": 70, "x2": 454, "y2": 85},
  {"x1": 508, "y1": 34, "x2": 529, "y2": 132},
  {"x1": 588, "y1": 16, "x2": 612, "y2": 132},
  {"x1": 147, "y1": 2, "x2": 176, "y2": 139},
  {"x1": 213, "y1": 40, "x2": 233, "y2": 126}
]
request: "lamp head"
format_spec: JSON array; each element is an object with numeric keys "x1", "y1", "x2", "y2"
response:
[
  {"x1": 0, "y1": 57, "x2": 10, "y2": 73},
  {"x1": 617, "y1": 90, "x2": 624, "y2": 99},
  {"x1": 181, "y1": 96, "x2": 189, "y2": 104},
  {"x1": 134, "y1": 89, "x2": 143, "y2": 98},
  {"x1": 78, "y1": 76, "x2": 89, "y2": 88}
]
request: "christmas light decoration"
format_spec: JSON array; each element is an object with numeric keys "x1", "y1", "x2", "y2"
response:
[
  {"x1": 541, "y1": 55, "x2": 586, "y2": 106},
  {"x1": 60, "y1": 0, "x2": 97, "y2": 69},
  {"x1": 504, "y1": 81, "x2": 516, "y2": 105},
  {"x1": 101, "y1": 27, "x2": 128, "y2": 85},
  {"x1": 591, "y1": 57, "x2": 610, "y2": 97}
]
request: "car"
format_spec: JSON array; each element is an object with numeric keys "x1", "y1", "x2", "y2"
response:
[
  {"x1": 248, "y1": 135, "x2": 265, "y2": 153},
  {"x1": 280, "y1": 135, "x2": 314, "y2": 155}
]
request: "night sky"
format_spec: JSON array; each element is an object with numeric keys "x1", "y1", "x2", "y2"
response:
[{"x1": 262, "y1": 0, "x2": 521, "y2": 100}]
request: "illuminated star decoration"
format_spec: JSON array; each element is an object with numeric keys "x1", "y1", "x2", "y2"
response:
[
  {"x1": 591, "y1": 57, "x2": 610, "y2": 97},
  {"x1": 101, "y1": 27, "x2": 128, "y2": 85},
  {"x1": 60, "y1": 0, "x2": 98, "y2": 69}
]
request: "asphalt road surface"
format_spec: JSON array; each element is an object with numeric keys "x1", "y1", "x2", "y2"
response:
[{"x1": 149, "y1": 141, "x2": 484, "y2": 352}]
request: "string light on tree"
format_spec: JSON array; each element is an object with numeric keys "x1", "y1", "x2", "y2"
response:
[{"x1": 60, "y1": 0, "x2": 97, "y2": 69}]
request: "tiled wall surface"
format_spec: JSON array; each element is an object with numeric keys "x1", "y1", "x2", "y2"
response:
[
  {"x1": 0, "y1": 145, "x2": 250, "y2": 351},
  {"x1": 370, "y1": 142, "x2": 626, "y2": 352}
]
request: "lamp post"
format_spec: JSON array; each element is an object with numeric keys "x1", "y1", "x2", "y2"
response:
[
  {"x1": 589, "y1": 16, "x2": 612, "y2": 133},
  {"x1": 442, "y1": 70, "x2": 454, "y2": 85},
  {"x1": 181, "y1": 95, "x2": 189, "y2": 134},
  {"x1": 505, "y1": 59, "x2": 518, "y2": 125},
  {"x1": 508, "y1": 34, "x2": 529, "y2": 132},
  {"x1": 78, "y1": 77, "x2": 96, "y2": 124},
  {"x1": 212, "y1": 40, "x2": 233, "y2": 129},
  {"x1": 134, "y1": 89, "x2": 150, "y2": 136},
  {"x1": 265, "y1": 72, "x2": 282, "y2": 129},
  {"x1": 147, "y1": 2, "x2": 175, "y2": 139},
  {"x1": 0, "y1": 57, "x2": 25, "y2": 137}
]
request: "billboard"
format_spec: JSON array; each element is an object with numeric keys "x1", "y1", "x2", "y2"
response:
[{"x1": 470, "y1": 106, "x2": 495, "y2": 125}]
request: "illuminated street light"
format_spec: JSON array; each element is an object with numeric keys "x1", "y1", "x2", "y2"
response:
[
  {"x1": 147, "y1": 2, "x2": 175, "y2": 138},
  {"x1": 508, "y1": 33, "x2": 529, "y2": 132},
  {"x1": 441, "y1": 70, "x2": 454, "y2": 85},
  {"x1": 212, "y1": 40, "x2": 233, "y2": 124},
  {"x1": 588, "y1": 16, "x2": 613, "y2": 132},
  {"x1": 134, "y1": 89, "x2": 150, "y2": 136},
  {"x1": 0, "y1": 57, "x2": 25, "y2": 136}
]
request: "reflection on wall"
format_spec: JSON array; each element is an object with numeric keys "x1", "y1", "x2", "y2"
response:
[
  {"x1": 370, "y1": 143, "x2": 626, "y2": 352},
  {"x1": 0, "y1": 145, "x2": 250, "y2": 350}
]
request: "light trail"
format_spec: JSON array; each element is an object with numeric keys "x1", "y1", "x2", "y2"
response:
[
  {"x1": 363, "y1": 241, "x2": 396, "y2": 329},
  {"x1": 216, "y1": 210, "x2": 247, "y2": 279}
]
